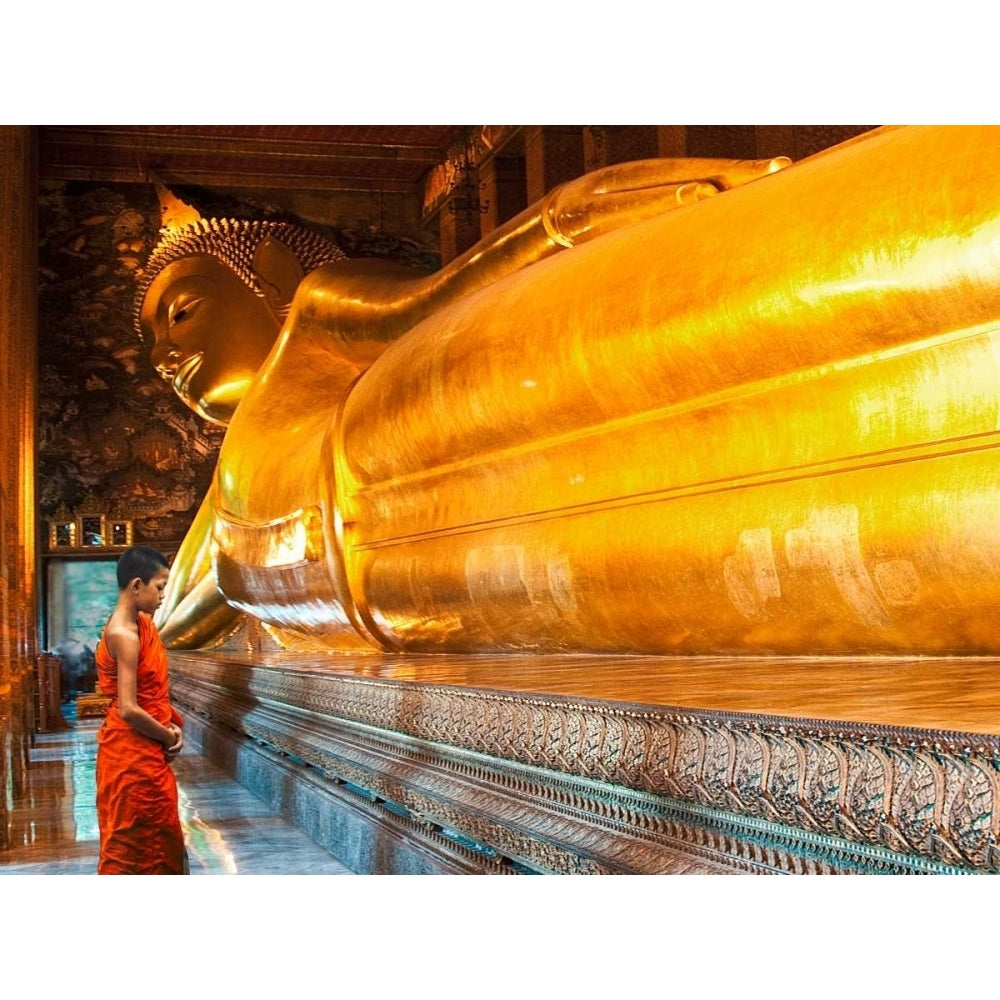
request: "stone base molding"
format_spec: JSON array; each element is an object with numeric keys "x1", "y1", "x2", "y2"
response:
[{"x1": 169, "y1": 651, "x2": 997, "y2": 875}]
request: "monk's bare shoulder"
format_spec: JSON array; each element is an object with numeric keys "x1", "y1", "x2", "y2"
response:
[{"x1": 103, "y1": 617, "x2": 139, "y2": 661}]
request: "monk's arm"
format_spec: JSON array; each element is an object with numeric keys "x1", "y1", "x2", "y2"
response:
[{"x1": 111, "y1": 628, "x2": 181, "y2": 750}]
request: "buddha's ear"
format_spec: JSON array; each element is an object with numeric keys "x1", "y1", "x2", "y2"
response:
[{"x1": 252, "y1": 236, "x2": 305, "y2": 317}]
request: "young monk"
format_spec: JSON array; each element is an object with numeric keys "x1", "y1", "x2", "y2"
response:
[{"x1": 95, "y1": 546, "x2": 187, "y2": 874}]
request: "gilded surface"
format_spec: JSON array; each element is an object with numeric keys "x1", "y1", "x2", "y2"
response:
[
  {"x1": 142, "y1": 153, "x2": 814, "y2": 651},
  {"x1": 145, "y1": 126, "x2": 1000, "y2": 658},
  {"x1": 140, "y1": 125, "x2": 1000, "y2": 869}
]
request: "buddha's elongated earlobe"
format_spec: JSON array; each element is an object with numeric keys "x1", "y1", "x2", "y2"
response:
[{"x1": 252, "y1": 235, "x2": 305, "y2": 319}]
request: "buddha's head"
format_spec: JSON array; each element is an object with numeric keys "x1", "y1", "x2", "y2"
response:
[{"x1": 136, "y1": 183, "x2": 346, "y2": 425}]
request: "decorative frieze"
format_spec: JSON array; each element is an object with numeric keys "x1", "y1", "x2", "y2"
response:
[{"x1": 169, "y1": 651, "x2": 996, "y2": 874}]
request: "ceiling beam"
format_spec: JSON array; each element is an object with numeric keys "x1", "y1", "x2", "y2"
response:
[
  {"x1": 37, "y1": 126, "x2": 454, "y2": 196},
  {"x1": 38, "y1": 162, "x2": 420, "y2": 194},
  {"x1": 40, "y1": 127, "x2": 448, "y2": 166}
]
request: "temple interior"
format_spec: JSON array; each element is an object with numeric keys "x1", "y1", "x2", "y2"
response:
[{"x1": 4, "y1": 124, "x2": 1000, "y2": 878}]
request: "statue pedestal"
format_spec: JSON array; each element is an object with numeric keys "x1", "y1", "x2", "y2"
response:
[{"x1": 168, "y1": 650, "x2": 1000, "y2": 874}]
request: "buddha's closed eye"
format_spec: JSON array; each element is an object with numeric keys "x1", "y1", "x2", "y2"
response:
[{"x1": 169, "y1": 294, "x2": 204, "y2": 327}]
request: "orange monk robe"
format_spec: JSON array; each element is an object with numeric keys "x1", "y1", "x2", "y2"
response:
[{"x1": 95, "y1": 612, "x2": 186, "y2": 875}]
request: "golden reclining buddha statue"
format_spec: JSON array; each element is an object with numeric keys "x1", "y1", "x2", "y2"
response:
[{"x1": 140, "y1": 125, "x2": 1000, "y2": 657}]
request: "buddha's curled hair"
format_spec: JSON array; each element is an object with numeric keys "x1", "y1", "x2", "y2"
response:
[{"x1": 133, "y1": 218, "x2": 347, "y2": 338}]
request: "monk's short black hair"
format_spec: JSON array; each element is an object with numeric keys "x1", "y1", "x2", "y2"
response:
[{"x1": 117, "y1": 546, "x2": 169, "y2": 589}]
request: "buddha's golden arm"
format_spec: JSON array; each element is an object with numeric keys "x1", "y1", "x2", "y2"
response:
[
  {"x1": 288, "y1": 156, "x2": 790, "y2": 363},
  {"x1": 331, "y1": 126, "x2": 1000, "y2": 656}
]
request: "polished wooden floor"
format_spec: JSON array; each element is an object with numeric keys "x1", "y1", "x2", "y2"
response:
[{"x1": 0, "y1": 706, "x2": 355, "y2": 875}]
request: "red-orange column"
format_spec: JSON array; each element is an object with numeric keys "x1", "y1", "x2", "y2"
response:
[{"x1": 0, "y1": 126, "x2": 40, "y2": 839}]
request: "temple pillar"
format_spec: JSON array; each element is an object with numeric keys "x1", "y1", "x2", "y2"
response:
[
  {"x1": 479, "y1": 153, "x2": 527, "y2": 239},
  {"x1": 583, "y1": 126, "x2": 662, "y2": 171},
  {"x1": 755, "y1": 125, "x2": 798, "y2": 160},
  {"x1": 0, "y1": 126, "x2": 40, "y2": 846},
  {"x1": 684, "y1": 125, "x2": 758, "y2": 159},
  {"x1": 656, "y1": 125, "x2": 688, "y2": 157},
  {"x1": 523, "y1": 126, "x2": 584, "y2": 202},
  {"x1": 437, "y1": 193, "x2": 483, "y2": 265}
]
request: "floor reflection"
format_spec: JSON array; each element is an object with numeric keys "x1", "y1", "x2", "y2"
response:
[{"x1": 1, "y1": 708, "x2": 355, "y2": 875}]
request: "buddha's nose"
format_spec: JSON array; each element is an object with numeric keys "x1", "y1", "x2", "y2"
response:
[{"x1": 152, "y1": 341, "x2": 182, "y2": 380}]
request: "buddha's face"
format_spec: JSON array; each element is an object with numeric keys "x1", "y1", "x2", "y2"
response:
[{"x1": 140, "y1": 254, "x2": 282, "y2": 426}]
